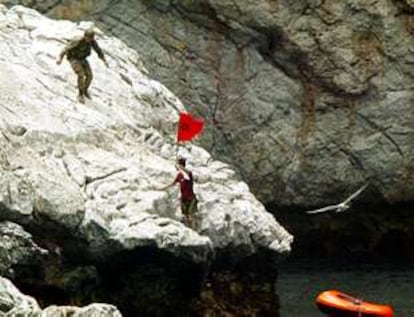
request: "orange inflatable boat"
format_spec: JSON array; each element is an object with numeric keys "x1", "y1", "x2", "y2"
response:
[{"x1": 316, "y1": 290, "x2": 393, "y2": 317}]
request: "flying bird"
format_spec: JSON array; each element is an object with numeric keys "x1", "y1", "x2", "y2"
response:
[{"x1": 305, "y1": 183, "x2": 368, "y2": 214}]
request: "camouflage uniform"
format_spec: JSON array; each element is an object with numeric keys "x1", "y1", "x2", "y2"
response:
[{"x1": 59, "y1": 35, "x2": 106, "y2": 99}]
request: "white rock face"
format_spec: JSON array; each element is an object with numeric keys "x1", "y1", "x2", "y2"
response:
[
  {"x1": 0, "y1": 5, "x2": 292, "y2": 263},
  {"x1": 14, "y1": 0, "x2": 414, "y2": 207}
]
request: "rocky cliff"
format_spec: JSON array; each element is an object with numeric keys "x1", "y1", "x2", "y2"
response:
[
  {"x1": 0, "y1": 5, "x2": 292, "y2": 316},
  {"x1": 11, "y1": 0, "x2": 414, "y2": 208}
]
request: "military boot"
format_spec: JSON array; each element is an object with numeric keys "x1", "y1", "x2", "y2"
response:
[{"x1": 84, "y1": 90, "x2": 92, "y2": 99}]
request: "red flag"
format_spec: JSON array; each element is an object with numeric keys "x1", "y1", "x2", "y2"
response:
[{"x1": 176, "y1": 112, "x2": 204, "y2": 142}]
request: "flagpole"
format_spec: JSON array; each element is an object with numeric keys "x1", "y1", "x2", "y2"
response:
[{"x1": 175, "y1": 141, "x2": 180, "y2": 159}]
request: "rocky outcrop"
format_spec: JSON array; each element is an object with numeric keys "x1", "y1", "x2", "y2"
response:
[
  {"x1": 0, "y1": 276, "x2": 121, "y2": 316},
  {"x1": 0, "y1": 276, "x2": 40, "y2": 316},
  {"x1": 12, "y1": 0, "x2": 414, "y2": 208},
  {"x1": 0, "y1": 222, "x2": 47, "y2": 278},
  {"x1": 0, "y1": 5, "x2": 292, "y2": 316},
  {"x1": 0, "y1": 4, "x2": 291, "y2": 258}
]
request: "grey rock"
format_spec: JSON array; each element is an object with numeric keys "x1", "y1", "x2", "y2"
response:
[
  {"x1": 10, "y1": 0, "x2": 414, "y2": 208},
  {"x1": 0, "y1": 276, "x2": 121, "y2": 316},
  {"x1": 0, "y1": 221, "x2": 47, "y2": 278}
]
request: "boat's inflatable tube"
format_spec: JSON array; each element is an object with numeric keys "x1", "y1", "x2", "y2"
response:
[{"x1": 316, "y1": 290, "x2": 393, "y2": 317}]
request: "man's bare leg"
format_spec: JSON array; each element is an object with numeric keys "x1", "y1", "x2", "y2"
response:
[{"x1": 186, "y1": 215, "x2": 193, "y2": 228}]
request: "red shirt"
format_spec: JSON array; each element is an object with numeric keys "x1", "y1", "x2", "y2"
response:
[{"x1": 174, "y1": 170, "x2": 195, "y2": 201}]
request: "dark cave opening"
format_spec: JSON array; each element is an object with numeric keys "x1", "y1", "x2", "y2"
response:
[
  {"x1": 375, "y1": 228, "x2": 413, "y2": 259},
  {"x1": 268, "y1": 201, "x2": 414, "y2": 262}
]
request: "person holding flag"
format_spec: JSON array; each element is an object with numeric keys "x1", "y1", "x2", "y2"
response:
[
  {"x1": 158, "y1": 112, "x2": 204, "y2": 228},
  {"x1": 159, "y1": 157, "x2": 198, "y2": 228},
  {"x1": 159, "y1": 112, "x2": 204, "y2": 228}
]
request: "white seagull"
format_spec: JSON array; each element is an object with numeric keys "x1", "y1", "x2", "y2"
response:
[{"x1": 305, "y1": 183, "x2": 368, "y2": 214}]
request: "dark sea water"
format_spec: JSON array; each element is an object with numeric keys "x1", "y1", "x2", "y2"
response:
[{"x1": 277, "y1": 258, "x2": 414, "y2": 317}]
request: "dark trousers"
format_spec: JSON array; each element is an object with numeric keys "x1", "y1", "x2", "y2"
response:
[{"x1": 69, "y1": 59, "x2": 92, "y2": 96}]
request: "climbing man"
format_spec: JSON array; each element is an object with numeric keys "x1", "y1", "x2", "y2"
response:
[
  {"x1": 56, "y1": 28, "x2": 108, "y2": 103},
  {"x1": 159, "y1": 158, "x2": 198, "y2": 228}
]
